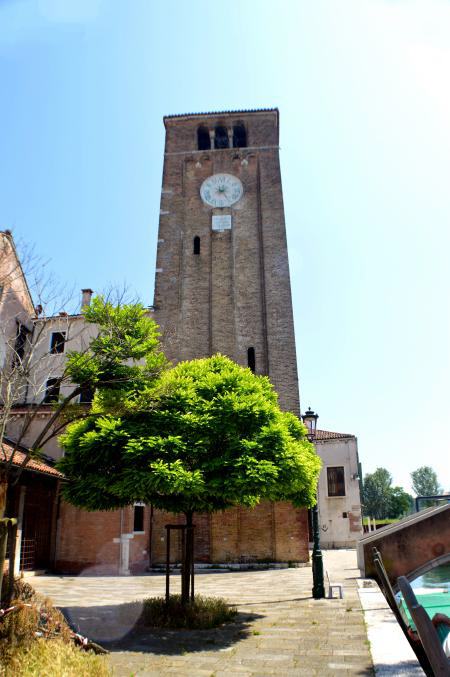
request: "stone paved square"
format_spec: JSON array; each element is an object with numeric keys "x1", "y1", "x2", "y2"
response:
[{"x1": 31, "y1": 550, "x2": 374, "y2": 676}]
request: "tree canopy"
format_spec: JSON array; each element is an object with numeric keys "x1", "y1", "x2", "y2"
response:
[
  {"x1": 59, "y1": 354, "x2": 321, "y2": 516},
  {"x1": 410, "y1": 465, "x2": 441, "y2": 498},
  {"x1": 388, "y1": 486, "x2": 413, "y2": 519},
  {"x1": 1, "y1": 296, "x2": 166, "y2": 506},
  {"x1": 362, "y1": 467, "x2": 412, "y2": 519}
]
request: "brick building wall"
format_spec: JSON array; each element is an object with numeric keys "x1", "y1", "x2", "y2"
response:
[
  {"x1": 147, "y1": 502, "x2": 309, "y2": 566},
  {"x1": 55, "y1": 500, "x2": 309, "y2": 573}
]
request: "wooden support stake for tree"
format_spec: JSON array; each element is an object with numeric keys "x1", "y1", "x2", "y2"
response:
[
  {"x1": 181, "y1": 526, "x2": 187, "y2": 605},
  {"x1": 165, "y1": 526, "x2": 171, "y2": 605},
  {"x1": 189, "y1": 525, "x2": 195, "y2": 602},
  {"x1": 6, "y1": 520, "x2": 17, "y2": 607},
  {"x1": 0, "y1": 518, "x2": 17, "y2": 605},
  {"x1": 0, "y1": 520, "x2": 7, "y2": 604}
]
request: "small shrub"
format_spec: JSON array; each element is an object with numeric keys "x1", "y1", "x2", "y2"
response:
[
  {"x1": 0, "y1": 578, "x2": 110, "y2": 676},
  {"x1": 1, "y1": 597, "x2": 71, "y2": 653},
  {"x1": 140, "y1": 594, "x2": 237, "y2": 630},
  {"x1": 2, "y1": 638, "x2": 110, "y2": 677}
]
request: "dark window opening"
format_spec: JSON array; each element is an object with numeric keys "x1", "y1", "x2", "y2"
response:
[
  {"x1": 50, "y1": 331, "x2": 66, "y2": 354},
  {"x1": 233, "y1": 124, "x2": 247, "y2": 148},
  {"x1": 79, "y1": 385, "x2": 94, "y2": 404},
  {"x1": 193, "y1": 236, "x2": 200, "y2": 255},
  {"x1": 327, "y1": 466, "x2": 346, "y2": 497},
  {"x1": 197, "y1": 126, "x2": 210, "y2": 150},
  {"x1": 134, "y1": 505, "x2": 144, "y2": 532},
  {"x1": 214, "y1": 126, "x2": 229, "y2": 149},
  {"x1": 247, "y1": 347, "x2": 256, "y2": 373},
  {"x1": 14, "y1": 323, "x2": 29, "y2": 364},
  {"x1": 44, "y1": 378, "x2": 60, "y2": 404}
]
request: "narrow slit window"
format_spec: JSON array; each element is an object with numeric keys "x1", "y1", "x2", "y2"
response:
[
  {"x1": 133, "y1": 504, "x2": 145, "y2": 532},
  {"x1": 214, "y1": 126, "x2": 229, "y2": 149},
  {"x1": 233, "y1": 123, "x2": 247, "y2": 148},
  {"x1": 50, "y1": 331, "x2": 66, "y2": 354},
  {"x1": 193, "y1": 236, "x2": 200, "y2": 255},
  {"x1": 197, "y1": 126, "x2": 210, "y2": 150},
  {"x1": 327, "y1": 466, "x2": 346, "y2": 497},
  {"x1": 44, "y1": 378, "x2": 60, "y2": 404},
  {"x1": 247, "y1": 347, "x2": 256, "y2": 373}
]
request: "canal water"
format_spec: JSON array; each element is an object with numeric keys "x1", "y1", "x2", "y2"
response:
[{"x1": 412, "y1": 562, "x2": 450, "y2": 591}]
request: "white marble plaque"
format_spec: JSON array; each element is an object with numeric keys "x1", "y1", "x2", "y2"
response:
[{"x1": 212, "y1": 214, "x2": 232, "y2": 231}]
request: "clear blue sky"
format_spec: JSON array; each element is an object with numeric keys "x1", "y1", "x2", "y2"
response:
[{"x1": 1, "y1": 0, "x2": 449, "y2": 493}]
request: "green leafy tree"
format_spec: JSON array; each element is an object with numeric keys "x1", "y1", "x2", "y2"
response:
[
  {"x1": 59, "y1": 354, "x2": 322, "y2": 603},
  {"x1": 411, "y1": 465, "x2": 442, "y2": 509},
  {"x1": 362, "y1": 467, "x2": 393, "y2": 519},
  {"x1": 0, "y1": 296, "x2": 166, "y2": 603},
  {"x1": 363, "y1": 469, "x2": 414, "y2": 519},
  {"x1": 389, "y1": 486, "x2": 413, "y2": 519},
  {"x1": 411, "y1": 466, "x2": 441, "y2": 498}
]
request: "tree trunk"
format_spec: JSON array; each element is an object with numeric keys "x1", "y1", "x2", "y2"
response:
[
  {"x1": 0, "y1": 468, "x2": 8, "y2": 604},
  {"x1": 0, "y1": 519, "x2": 8, "y2": 605},
  {"x1": 181, "y1": 511, "x2": 194, "y2": 606}
]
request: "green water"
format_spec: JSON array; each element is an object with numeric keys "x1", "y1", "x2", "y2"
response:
[{"x1": 412, "y1": 562, "x2": 450, "y2": 591}]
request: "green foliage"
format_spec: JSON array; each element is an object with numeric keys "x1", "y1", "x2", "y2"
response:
[
  {"x1": 389, "y1": 486, "x2": 413, "y2": 519},
  {"x1": 65, "y1": 296, "x2": 167, "y2": 402},
  {"x1": 411, "y1": 465, "x2": 441, "y2": 498},
  {"x1": 362, "y1": 468, "x2": 412, "y2": 519},
  {"x1": 59, "y1": 354, "x2": 321, "y2": 516},
  {"x1": 362, "y1": 467, "x2": 393, "y2": 519},
  {"x1": 1, "y1": 639, "x2": 110, "y2": 677},
  {"x1": 139, "y1": 594, "x2": 237, "y2": 629}
]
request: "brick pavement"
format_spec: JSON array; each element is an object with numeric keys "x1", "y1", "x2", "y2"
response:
[{"x1": 31, "y1": 549, "x2": 374, "y2": 676}]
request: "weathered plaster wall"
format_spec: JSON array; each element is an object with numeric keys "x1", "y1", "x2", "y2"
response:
[{"x1": 315, "y1": 436, "x2": 363, "y2": 547}]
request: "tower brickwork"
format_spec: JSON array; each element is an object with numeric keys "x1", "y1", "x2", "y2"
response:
[{"x1": 153, "y1": 109, "x2": 300, "y2": 414}]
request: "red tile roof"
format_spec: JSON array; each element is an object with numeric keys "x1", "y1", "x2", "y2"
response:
[
  {"x1": 315, "y1": 429, "x2": 355, "y2": 440},
  {"x1": 1, "y1": 441, "x2": 63, "y2": 478}
]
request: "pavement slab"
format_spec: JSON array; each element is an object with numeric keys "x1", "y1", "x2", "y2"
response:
[
  {"x1": 31, "y1": 549, "x2": 376, "y2": 676},
  {"x1": 357, "y1": 580, "x2": 424, "y2": 676}
]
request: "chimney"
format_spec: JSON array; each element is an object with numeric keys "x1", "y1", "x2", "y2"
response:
[{"x1": 81, "y1": 288, "x2": 93, "y2": 310}]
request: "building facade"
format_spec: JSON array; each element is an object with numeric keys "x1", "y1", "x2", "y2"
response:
[{"x1": 314, "y1": 430, "x2": 363, "y2": 547}]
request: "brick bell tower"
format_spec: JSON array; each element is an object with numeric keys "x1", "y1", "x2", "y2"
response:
[
  {"x1": 150, "y1": 110, "x2": 309, "y2": 564},
  {"x1": 153, "y1": 108, "x2": 300, "y2": 416}
]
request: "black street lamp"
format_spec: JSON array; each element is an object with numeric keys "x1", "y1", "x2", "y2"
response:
[{"x1": 302, "y1": 408, "x2": 325, "y2": 600}]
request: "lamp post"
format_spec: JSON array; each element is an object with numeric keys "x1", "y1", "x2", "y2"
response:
[{"x1": 302, "y1": 407, "x2": 325, "y2": 600}]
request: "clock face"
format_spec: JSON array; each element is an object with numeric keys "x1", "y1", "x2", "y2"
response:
[{"x1": 200, "y1": 173, "x2": 243, "y2": 208}]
